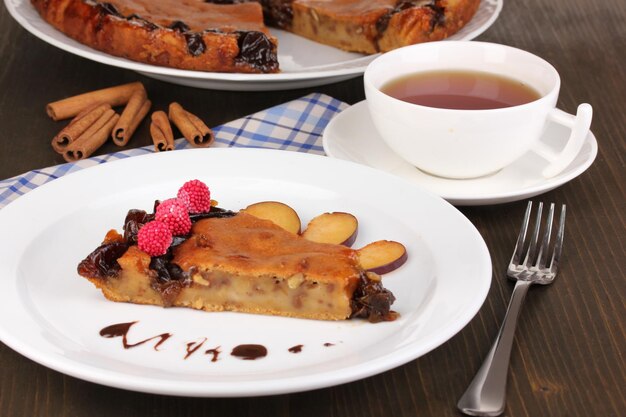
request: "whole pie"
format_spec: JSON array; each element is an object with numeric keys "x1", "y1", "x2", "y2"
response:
[
  {"x1": 77, "y1": 182, "x2": 400, "y2": 322},
  {"x1": 31, "y1": 0, "x2": 480, "y2": 73}
]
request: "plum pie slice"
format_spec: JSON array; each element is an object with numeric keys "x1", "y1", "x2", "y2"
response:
[{"x1": 77, "y1": 181, "x2": 406, "y2": 322}]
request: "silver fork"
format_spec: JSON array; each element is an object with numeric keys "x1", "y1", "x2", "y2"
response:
[{"x1": 457, "y1": 201, "x2": 566, "y2": 416}]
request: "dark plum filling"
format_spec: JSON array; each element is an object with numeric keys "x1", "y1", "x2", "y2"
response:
[
  {"x1": 123, "y1": 209, "x2": 154, "y2": 244},
  {"x1": 376, "y1": 1, "x2": 446, "y2": 43},
  {"x1": 235, "y1": 31, "x2": 279, "y2": 73},
  {"x1": 184, "y1": 33, "x2": 207, "y2": 56},
  {"x1": 77, "y1": 241, "x2": 129, "y2": 278},
  {"x1": 168, "y1": 20, "x2": 192, "y2": 32},
  {"x1": 96, "y1": 2, "x2": 123, "y2": 18},
  {"x1": 350, "y1": 273, "x2": 398, "y2": 322},
  {"x1": 127, "y1": 14, "x2": 159, "y2": 31},
  {"x1": 203, "y1": 0, "x2": 294, "y2": 28},
  {"x1": 426, "y1": 2, "x2": 446, "y2": 31},
  {"x1": 259, "y1": 0, "x2": 294, "y2": 28}
]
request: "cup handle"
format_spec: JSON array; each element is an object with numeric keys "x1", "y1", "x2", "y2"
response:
[{"x1": 531, "y1": 103, "x2": 593, "y2": 178}]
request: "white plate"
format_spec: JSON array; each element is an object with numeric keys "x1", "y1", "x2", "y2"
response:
[
  {"x1": 323, "y1": 101, "x2": 598, "y2": 206},
  {"x1": 5, "y1": 0, "x2": 502, "y2": 91},
  {"x1": 0, "y1": 148, "x2": 491, "y2": 397}
]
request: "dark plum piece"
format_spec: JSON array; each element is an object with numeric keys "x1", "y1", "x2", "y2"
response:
[
  {"x1": 123, "y1": 209, "x2": 154, "y2": 244},
  {"x1": 77, "y1": 242, "x2": 129, "y2": 278},
  {"x1": 350, "y1": 273, "x2": 397, "y2": 323},
  {"x1": 236, "y1": 31, "x2": 278, "y2": 73}
]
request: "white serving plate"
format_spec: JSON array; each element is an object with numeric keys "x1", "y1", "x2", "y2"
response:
[{"x1": 0, "y1": 148, "x2": 491, "y2": 397}]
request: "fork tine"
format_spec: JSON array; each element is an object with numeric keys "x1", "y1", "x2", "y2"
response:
[
  {"x1": 549, "y1": 205, "x2": 567, "y2": 271},
  {"x1": 537, "y1": 203, "x2": 555, "y2": 269},
  {"x1": 511, "y1": 201, "x2": 533, "y2": 265},
  {"x1": 523, "y1": 202, "x2": 544, "y2": 268}
]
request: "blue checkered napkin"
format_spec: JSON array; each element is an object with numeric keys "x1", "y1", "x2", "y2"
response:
[{"x1": 0, "y1": 93, "x2": 348, "y2": 210}]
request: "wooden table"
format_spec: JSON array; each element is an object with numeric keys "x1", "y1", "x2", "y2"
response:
[{"x1": 1, "y1": 1, "x2": 624, "y2": 416}]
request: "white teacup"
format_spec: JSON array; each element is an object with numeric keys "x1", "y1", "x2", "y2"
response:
[{"x1": 364, "y1": 41, "x2": 593, "y2": 179}]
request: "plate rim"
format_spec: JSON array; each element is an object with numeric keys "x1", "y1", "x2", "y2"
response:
[
  {"x1": 5, "y1": 0, "x2": 503, "y2": 83},
  {"x1": 323, "y1": 100, "x2": 598, "y2": 206},
  {"x1": 0, "y1": 148, "x2": 492, "y2": 397}
]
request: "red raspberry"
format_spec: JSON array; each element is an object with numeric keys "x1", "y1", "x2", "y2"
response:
[
  {"x1": 177, "y1": 179, "x2": 211, "y2": 214},
  {"x1": 137, "y1": 220, "x2": 172, "y2": 256},
  {"x1": 155, "y1": 198, "x2": 192, "y2": 235}
]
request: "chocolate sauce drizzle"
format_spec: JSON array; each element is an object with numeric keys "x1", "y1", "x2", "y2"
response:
[
  {"x1": 98, "y1": 322, "x2": 345, "y2": 362},
  {"x1": 99, "y1": 321, "x2": 172, "y2": 350},
  {"x1": 205, "y1": 347, "x2": 221, "y2": 362},
  {"x1": 231, "y1": 344, "x2": 268, "y2": 360},
  {"x1": 288, "y1": 344, "x2": 303, "y2": 353},
  {"x1": 185, "y1": 338, "x2": 207, "y2": 359}
]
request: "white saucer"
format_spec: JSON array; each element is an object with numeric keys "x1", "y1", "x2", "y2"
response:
[{"x1": 322, "y1": 101, "x2": 598, "y2": 206}]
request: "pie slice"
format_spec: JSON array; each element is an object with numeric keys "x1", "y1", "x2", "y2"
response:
[
  {"x1": 30, "y1": 0, "x2": 280, "y2": 73},
  {"x1": 269, "y1": 0, "x2": 481, "y2": 54},
  {"x1": 78, "y1": 204, "x2": 398, "y2": 322}
]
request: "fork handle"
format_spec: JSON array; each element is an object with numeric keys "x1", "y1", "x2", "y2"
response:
[{"x1": 457, "y1": 280, "x2": 532, "y2": 416}]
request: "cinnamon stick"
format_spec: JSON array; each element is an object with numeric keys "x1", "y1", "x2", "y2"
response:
[
  {"x1": 73, "y1": 101, "x2": 107, "y2": 121},
  {"x1": 51, "y1": 103, "x2": 111, "y2": 152},
  {"x1": 112, "y1": 89, "x2": 150, "y2": 146},
  {"x1": 47, "y1": 82, "x2": 144, "y2": 121},
  {"x1": 168, "y1": 102, "x2": 214, "y2": 147},
  {"x1": 63, "y1": 111, "x2": 119, "y2": 162},
  {"x1": 150, "y1": 111, "x2": 175, "y2": 152},
  {"x1": 125, "y1": 99, "x2": 151, "y2": 145}
]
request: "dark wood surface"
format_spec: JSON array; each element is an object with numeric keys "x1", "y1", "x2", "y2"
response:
[{"x1": 1, "y1": 1, "x2": 624, "y2": 416}]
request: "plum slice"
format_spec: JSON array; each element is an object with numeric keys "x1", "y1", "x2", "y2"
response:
[
  {"x1": 301, "y1": 212, "x2": 358, "y2": 247},
  {"x1": 356, "y1": 240, "x2": 408, "y2": 274},
  {"x1": 242, "y1": 201, "x2": 301, "y2": 234}
]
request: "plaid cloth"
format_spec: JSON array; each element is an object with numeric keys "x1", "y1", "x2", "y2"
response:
[{"x1": 0, "y1": 93, "x2": 348, "y2": 210}]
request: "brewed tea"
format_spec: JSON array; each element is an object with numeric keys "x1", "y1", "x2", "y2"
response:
[{"x1": 381, "y1": 70, "x2": 541, "y2": 110}]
